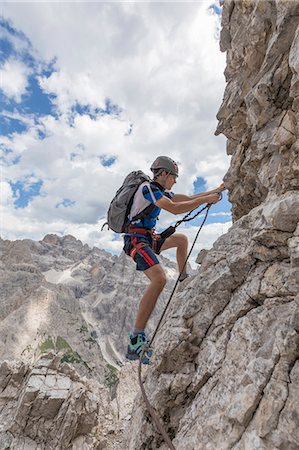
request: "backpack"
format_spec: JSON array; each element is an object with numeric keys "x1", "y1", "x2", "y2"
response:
[{"x1": 103, "y1": 170, "x2": 156, "y2": 233}]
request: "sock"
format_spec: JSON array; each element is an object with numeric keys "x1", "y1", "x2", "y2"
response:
[{"x1": 133, "y1": 328, "x2": 144, "y2": 336}]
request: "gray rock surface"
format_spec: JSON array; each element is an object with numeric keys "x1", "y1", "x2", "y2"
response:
[
  {"x1": 129, "y1": 194, "x2": 299, "y2": 450},
  {"x1": 216, "y1": 0, "x2": 299, "y2": 221},
  {"x1": 128, "y1": 1, "x2": 299, "y2": 449},
  {"x1": 0, "y1": 353, "x2": 136, "y2": 450}
]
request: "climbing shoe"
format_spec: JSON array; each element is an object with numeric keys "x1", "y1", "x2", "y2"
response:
[
  {"x1": 178, "y1": 273, "x2": 190, "y2": 282},
  {"x1": 126, "y1": 332, "x2": 153, "y2": 365}
]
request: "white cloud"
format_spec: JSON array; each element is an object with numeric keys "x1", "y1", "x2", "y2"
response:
[
  {"x1": 38, "y1": 71, "x2": 107, "y2": 115},
  {"x1": 0, "y1": 181, "x2": 14, "y2": 207},
  {"x1": 0, "y1": 24, "x2": 30, "y2": 55},
  {"x1": 0, "y1": 59, "x2": 31, "y2": 102},
  {"x1": 1, "y1": 2, "x2": 230, "y2": 258}
]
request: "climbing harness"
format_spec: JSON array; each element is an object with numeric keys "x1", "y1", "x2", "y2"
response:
[
  {"x1": 137, "y1": 201, "x2": 216, "y2": 450},
  {"x1": 130, "y1": 240, "x2": 147, "y2": 260}
]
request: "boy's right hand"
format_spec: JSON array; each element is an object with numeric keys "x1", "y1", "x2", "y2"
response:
[{"x1": 217, "y1": 182, "x2": 226, "y2": 192}]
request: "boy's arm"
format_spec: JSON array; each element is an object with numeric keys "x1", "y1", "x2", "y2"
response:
[
  {"x1": 156, "y1": 192, "x2": 221, "y2": 215},
  {"x1": 172, "y1": 183, "x2": 225, "y2": 203}
]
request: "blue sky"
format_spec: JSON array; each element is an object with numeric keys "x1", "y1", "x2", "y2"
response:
[
  {"x1": 0, "y1": 1, "x2": 231, "y2": 262},
  {"x1": 192, "y1": 176, "x2": 231, "y2": 225},
  {"x1": 9, "y1": 179, "x2": 43, "y2": 208}
]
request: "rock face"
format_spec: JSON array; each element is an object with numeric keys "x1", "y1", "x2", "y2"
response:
[
  {"x1": 129, "y1": 1, "x2": 299, "y2": 449},
  {"x1": 216, "y1": 0, "x2": 299, "y2": 221},
  {"x1": 0, "y1": 354, "x2": 107, "y2": 449},
  {"x1": 0, "y1": 353, "x2": 139, "y2": 450}
]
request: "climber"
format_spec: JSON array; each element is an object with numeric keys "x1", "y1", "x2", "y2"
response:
[{"x1": 124, "y1": 156, "x2": 225, "y2": 364}]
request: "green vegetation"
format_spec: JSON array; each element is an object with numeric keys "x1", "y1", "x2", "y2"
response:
[
  {"x1": 39, "y1": 336, "x2": 82, "y2": 365},
  {"x1": 39, "y1": 337, "x2": 55, "y2": 353},
  {"x1": 61, "y1": 351, "x2": 82, "y2": 364},
  {"x1": 104, "y1": 364, "x2": 119, "y2": 390},
  {"x1": 56, "y1": 336, "x2": 71, "y2": 351}
]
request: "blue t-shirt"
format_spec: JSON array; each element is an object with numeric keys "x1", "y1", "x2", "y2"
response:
[{"x1": 130, "y1": 182, "x2": 173, "y2": 230}]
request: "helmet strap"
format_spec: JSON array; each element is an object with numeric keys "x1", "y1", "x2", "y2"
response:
[{"x1": 153, "y1": 168, "x2": 165, "y2": 179}]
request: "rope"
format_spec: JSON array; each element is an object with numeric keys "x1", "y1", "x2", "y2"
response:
[
  {"x1": 174, "y1": 192, "x2": 222, "y2": 229},
  {"x1": 137, "y1": 204, "x2": 212, "y2": 450},
  {"x1": 174, "y1": 203, "x2": 209, "y2": 228},
  {"x1": 138, "y1": 351, "x2": 176, "y2": 450}
]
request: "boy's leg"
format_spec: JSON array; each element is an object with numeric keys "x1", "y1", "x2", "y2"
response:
[
  {"x1": 127, "y1": 263, "x2": 166, "y2": 364},
  {"x1": 134, "y1": 264, "x2": 167, "y2": 330},
  {"x1": 159, "y1": 233, "x2": 188, "y2": 274}
]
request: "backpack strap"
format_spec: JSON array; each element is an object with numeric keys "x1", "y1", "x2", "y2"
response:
[
  {"x1": 131, "y1": 203, "x2": 156, "y2": 221},
  {"x1": 130, "y1": 182, "x2": 158, "y2": 222},
  {"x1": 101, "y1": 221, "x2": 109, "y2": 231},
  {"x1": 147, "y1": 182, "x2": 157, "y2": 203}
]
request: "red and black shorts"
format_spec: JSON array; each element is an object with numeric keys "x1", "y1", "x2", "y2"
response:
[{"x1": 123, "y1": 231, "x2": 165, "y2": 271}]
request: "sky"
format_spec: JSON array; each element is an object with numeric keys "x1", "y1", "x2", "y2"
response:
[{"x1": 0, "y1": 1, "x2": 231, "y2": 267}]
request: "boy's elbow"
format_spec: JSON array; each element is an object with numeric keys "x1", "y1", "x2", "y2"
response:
[
  {"x1": 164, "y1": 207, "x2": 177, "y2": 215},
  {"x1": 158, "y1": 200, "x2": 180, "y2": 215},
  {"x1": 170, "y1": 205, "x2": 180, "y2": 215}
]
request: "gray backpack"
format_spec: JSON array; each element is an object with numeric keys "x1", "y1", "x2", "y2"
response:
[{"x1": 103, "y1": 170, "x2": 155, "y2": 233}]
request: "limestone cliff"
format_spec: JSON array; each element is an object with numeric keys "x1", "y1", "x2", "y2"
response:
[
  {"x1": 129, "y1": 1, "x2": 299, "y2": 449},
  {"x1": 216, "y1": 0, "x2": 299, "y2": 220}
]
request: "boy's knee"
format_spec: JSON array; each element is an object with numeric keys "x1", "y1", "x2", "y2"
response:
[
  {"x1": 177, "y1": 233, "x2": 188, "y2": 246},
  {"x1": 155, "y1": 272, "x2": 167, "y2": 288}
]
